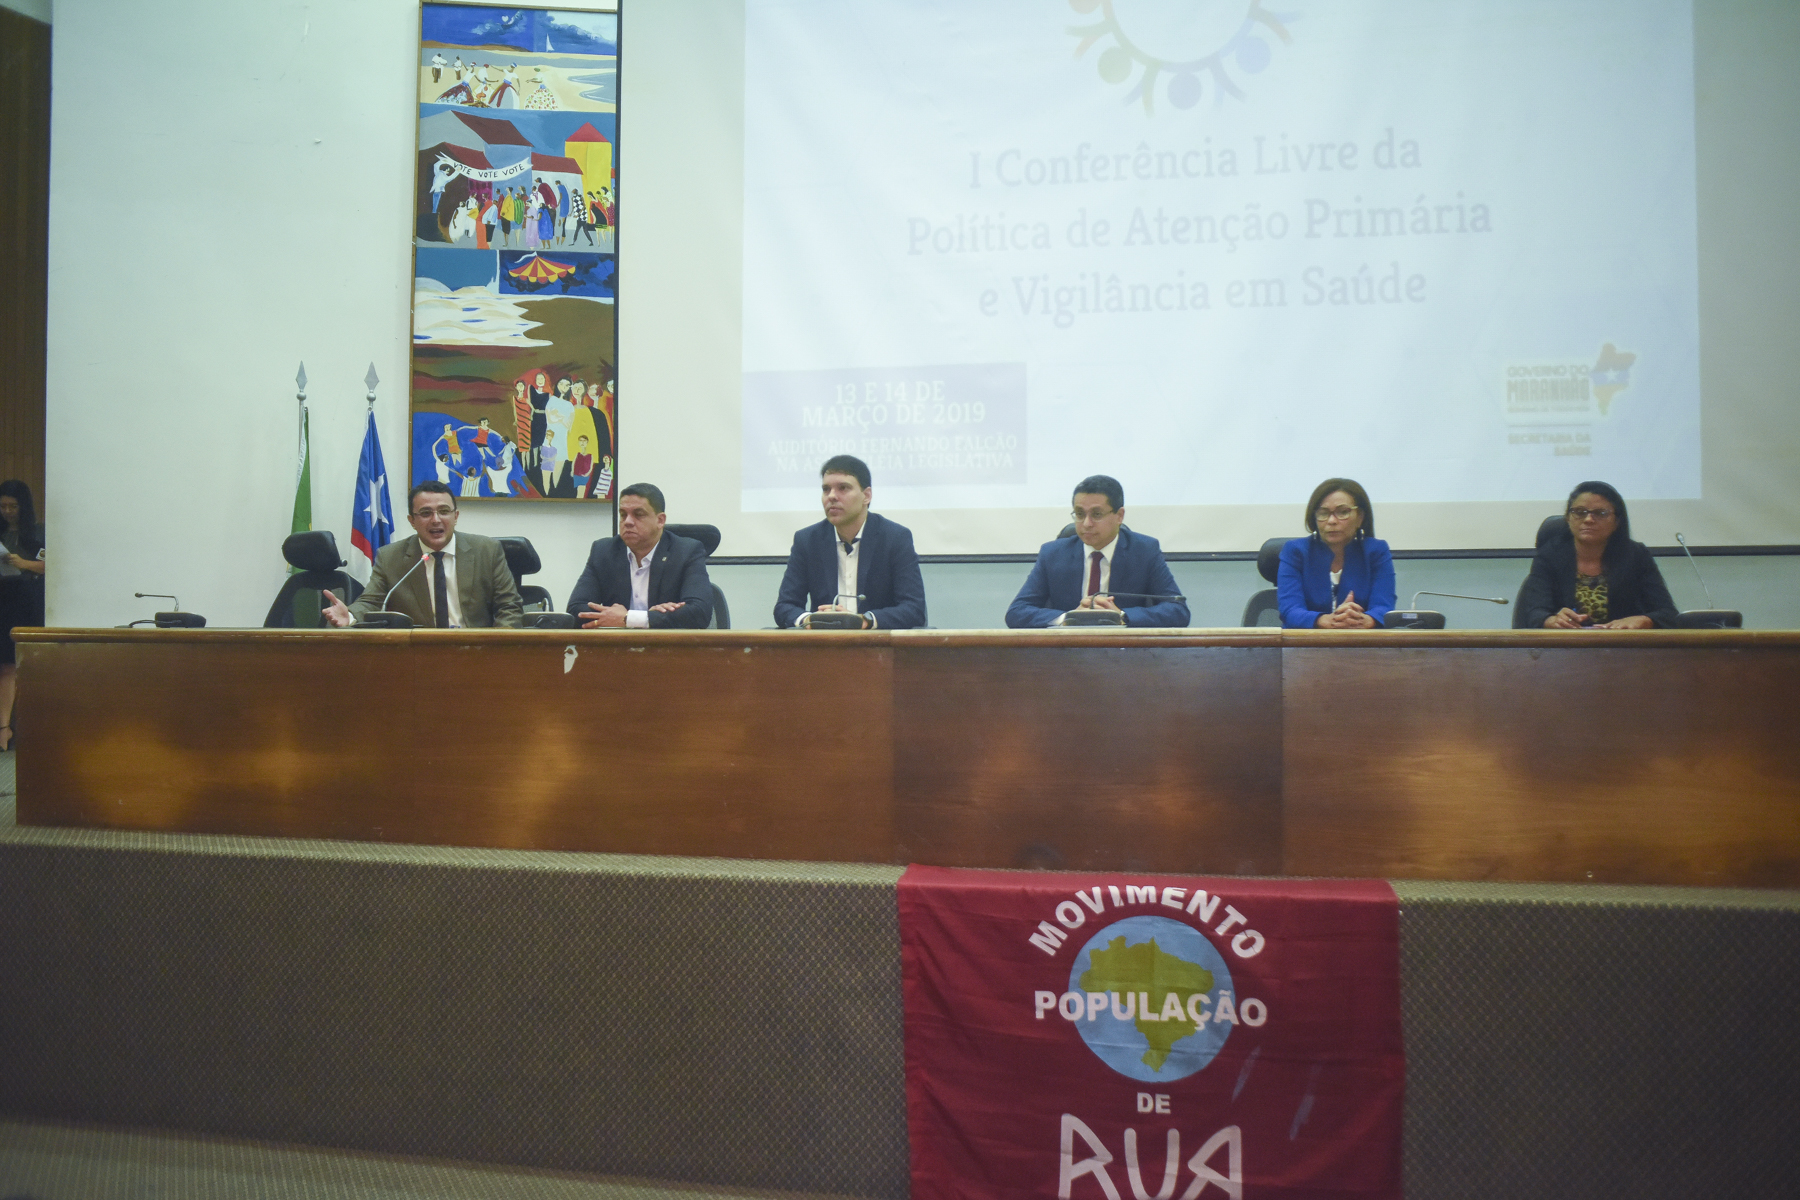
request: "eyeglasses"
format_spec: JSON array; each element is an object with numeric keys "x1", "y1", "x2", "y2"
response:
[
  {"x1": 1568, "y1": 507, "x2": 1615, "y2": 521},
  {"x1": 1071, "y1": 508, "x2": 1117, "y2": 524},
  {"x1": 1314, "y1": 506, "x2": 1359, "y2": 523},
  {"x1": 411, "y1": 506, "x2": 457, "y2": 520}
]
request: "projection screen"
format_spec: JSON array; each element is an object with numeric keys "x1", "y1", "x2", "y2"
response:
[{"x1": 621, "y1": 0, "x2": 1800, "y2": 557}]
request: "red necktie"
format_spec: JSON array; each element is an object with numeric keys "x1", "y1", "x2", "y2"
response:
[{"x1": 1087, "y1": 550, "x2": 1101, "y2": 597}]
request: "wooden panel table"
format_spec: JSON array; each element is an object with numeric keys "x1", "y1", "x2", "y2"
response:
[
  {"x1": 15, "y1": 628, "x2": 1800, "y2": 885},
  {"x1": 1281, "y1": 630, "x2": 1800, "y2": 887}
]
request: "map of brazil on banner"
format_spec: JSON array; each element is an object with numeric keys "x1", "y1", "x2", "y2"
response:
[{"x1": 898, "y1": 868, "x2": 1404, "y2": 1200}]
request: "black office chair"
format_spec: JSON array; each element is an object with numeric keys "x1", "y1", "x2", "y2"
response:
[
  {"x1": 1511, "y1": 514, "x2": 1743, "y2": 628},
  {"x1": 1058, "y1": 522, "x2": 1077, "y2": 540},
  {"x1": 264, "y1": 531, "x2": 363, "y2": 627},
  {"x1": 496, "y1": 536, "x2": 554, "y2": 613},
  {"x1": 665, "y1": 523, "x2": 730, "y2": 629},
  {"x1": 1240, "y1": 538, "x2": 1287, "y2": 627}
]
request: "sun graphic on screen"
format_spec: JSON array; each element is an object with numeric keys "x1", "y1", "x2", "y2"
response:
[{"x1": 1070, "y1": 0, "x2": 1293, "y2": 115}]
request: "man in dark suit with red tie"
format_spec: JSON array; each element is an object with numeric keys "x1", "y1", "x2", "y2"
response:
[
  {"x1": 1006, "y1": 474, "x2": 1189, "y2": 628},
  {"x1": 564, "y1": 482, "x2": 714, "y2": 628},
  {"x1": 773, "y1": 454, "x2": 927, "y2": 629}
]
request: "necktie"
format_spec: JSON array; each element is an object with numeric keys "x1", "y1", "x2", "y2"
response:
[
  {"x1": 1088, "y1": 550, "x2": 1102, "y2": 597},
  {"x1": 432, "y1": 551, "x2": 450, "y2": 628}
]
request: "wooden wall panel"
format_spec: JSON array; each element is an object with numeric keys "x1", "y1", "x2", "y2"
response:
[
  {"x1": 892, "y1": 633, "x2": 1283, "y2": 874},
  {"x1": 18, "y1": 630, "x2": 896, "y2": 861},
  {"x1": 0, "y1": 9, "x2": 49, "y2": 513},
  {"x1": 17, "y1": 628, "x2": 1800, "y2": 886},
  {"x1": 1282, "y1": 642, "x2": 1800, "y2": 885}
]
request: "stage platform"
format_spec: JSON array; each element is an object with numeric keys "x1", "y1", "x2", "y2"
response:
[{"x1": 2, "y1": 779, "x2": 1797, "y2": 1199}]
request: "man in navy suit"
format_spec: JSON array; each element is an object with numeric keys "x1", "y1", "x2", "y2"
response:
[
  {"x1": 774, "y1": 454, "x2": 927, "y2": 629},
  {"x1": 1006, "y1": 474, "x2": 1189, "y2": 627},
  {"x1": 565, "y1": 482, "x2": 713, "y2": 628}
]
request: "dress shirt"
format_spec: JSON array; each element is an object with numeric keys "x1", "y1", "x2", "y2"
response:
[
  {"x1": 625, "y1": 541, "x2": 654, "y2": 629},
  {"x1": 837, "y1": 518, "x2": 868, "y2": 621},
  {"x1": 1053, "y1": 535, "x2": 1117, "y2": 626},
  {"x1": 797, "y1": 518, "x2": 871, "y2": 627}
]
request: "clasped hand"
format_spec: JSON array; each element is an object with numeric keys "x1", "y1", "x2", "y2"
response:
[
  {"x1": 1076, "y1": 594, "x2": 1121, "y2": 612},
  {"x1": 581, "y1": 601, "x2": 683, "y2": 628},
  {"x1": 807, "y1": 603, "x2": 870, "y2": 629},
  {"x1": 1315, "y1": 591, "x2": 1376, "y2": 629}
]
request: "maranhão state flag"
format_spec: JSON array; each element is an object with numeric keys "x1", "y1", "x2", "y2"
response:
[
  {"x1": 347, "y1": 408, "x2": 395, "y2": 582},
  {"x1": 899, "y1": 867, "x2": 1404, "y2": 1200}
]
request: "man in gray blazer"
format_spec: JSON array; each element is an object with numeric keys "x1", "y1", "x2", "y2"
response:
[
  {"x1": 324, "y1": 481, "x2": 523, "y2": 628},
  {"x1": 565, "y1": 482, "x2": 713, "y2": 628}
]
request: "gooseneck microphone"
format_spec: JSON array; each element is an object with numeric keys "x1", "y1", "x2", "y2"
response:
[
  {"x1": 1410, "y1": 591, "x2": 1509, "y2": 609},
  {"x1": 357, "y1": 550, "x2": 433, "y2": 629},
  {"x1": 1674, "y1": 533, "x2": 1716, "y2": 608},
  {"x1": 804, "y1": 593, "x2": 868, "y2": 630},
  {"x1": 1086, "y1": 590, "x2": 1188, "y2": 603}
]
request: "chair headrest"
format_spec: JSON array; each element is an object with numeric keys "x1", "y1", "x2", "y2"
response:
[
  {"x1": 1057, "y1": 523, "x2": 1077, "y2": 540},
  {"x1": 496, "y1": 536, "x2": 541, "y2": 577},
  {"x1": 1535, "y1": 514, "x2": 1566, "y2": 549},
  {"x1": 665, "y1": 523, "x2": 721, "y2": 556},
  {"x1": 1256, "y1": 537, "x2": 1287, "y2": 584},
  {"x1": 283, "y1": 530, "x2": 344, "y2": 574}
]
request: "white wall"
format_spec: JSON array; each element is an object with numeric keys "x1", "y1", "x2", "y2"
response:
[{"x1": 45, "y1": 0, "x2": 612, "y2": 628}]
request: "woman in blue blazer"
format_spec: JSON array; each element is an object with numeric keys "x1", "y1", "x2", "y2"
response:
[{"x1": 1276, "y1": 477, "x2": 1396, "y2": 629}]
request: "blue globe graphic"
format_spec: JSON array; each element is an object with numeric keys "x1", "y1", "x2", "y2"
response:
[{"x1": 1067, "y1": 915, "x2": 1234, "y2": 1082}]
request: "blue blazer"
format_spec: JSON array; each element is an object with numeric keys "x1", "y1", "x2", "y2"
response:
[
  {"x1": 1006, "y1": 527, "x2": 1189, "y2": 628},
  {"x1": 773, "y1": 511, "x2": 927, "y2": 629},
  {"x1": 1276, "y1": 534, "x2": 1396, "y2": 628}
]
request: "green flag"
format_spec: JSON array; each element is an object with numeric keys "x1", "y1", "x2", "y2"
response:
[{"x1": 291, "y1": 407, "x2": 312, "y2": 536}]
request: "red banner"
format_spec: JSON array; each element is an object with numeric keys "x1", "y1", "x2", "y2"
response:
[{"x1": 899, "y1": 867, "x2": 1403, "y2": 1200}]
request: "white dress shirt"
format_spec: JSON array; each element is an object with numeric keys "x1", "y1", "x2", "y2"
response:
[
  {"x1": 797, "y1": 517, "x2": 871, "y2": 627},
  {"x1": 625, "y1": 540, "x2": 655, "y2": 629}
]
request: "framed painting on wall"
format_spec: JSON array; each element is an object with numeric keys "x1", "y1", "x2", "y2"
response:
[{"x1": 411, "y1": 3, "x2": 618, "y2": 502}]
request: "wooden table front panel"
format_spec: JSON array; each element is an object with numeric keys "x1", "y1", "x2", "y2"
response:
[
  {"x1": 892, "y1": 634, "x2": 1283, "y2": 874},
  {"x1": 18, "y1": 630, "x2": 896, "y2": 860},
  {"x1": 1282, "y1": 641, "x2": 1800, "y2": 885}
]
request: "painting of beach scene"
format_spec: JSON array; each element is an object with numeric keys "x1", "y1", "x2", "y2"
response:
[{"x1": 411, "y1": 4, "x2": 618, "y2": 501}]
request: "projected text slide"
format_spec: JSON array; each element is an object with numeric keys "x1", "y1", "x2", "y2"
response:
[{"x1": 741, "y1": 0, "x2": 1699, "y2": 514}]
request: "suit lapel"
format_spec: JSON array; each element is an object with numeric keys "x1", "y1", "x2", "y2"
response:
[
  {"x1": 454, "y1": 534, "x2": 483, "y2": 624},
  {"x1": 392, "y1": 535, "x2": 432, "y2": 621},
  {"x1": 852, "y1": 516, "x2": 872, "y2": 599},
  {"x1": 648, "y1": 538, "x2": 672, "y2": 606},
  {"x1": 612, "y1": 539, "x2": 634, "y2": 606}
]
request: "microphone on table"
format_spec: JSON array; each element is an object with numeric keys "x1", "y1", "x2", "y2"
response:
[
  {"x1": 1381, "y1": 591, "x2": 1508, "y2": 630},
  {"x1": 804, "y1": 593, "x2": 868, "y2": 630},
  {"x1": 1060, "y1": 591, "x2": 1187, "y2": 627},
  {"x1": 1673, "y1": 533, "x2": 1742, "y2": 628},
  {"x1": 355, "y1": 550, "x2": 433, "y2": 629},
  {"x1": 1674, "y1": 533, "x2": 1714, "y2": 608},
  {"x1": 133, "y1": 592, "x2": 206, "y2": 628}
]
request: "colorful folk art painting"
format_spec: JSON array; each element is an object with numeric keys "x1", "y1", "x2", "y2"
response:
[{"x1": 411, "y1": 4, "x2": 618, "y2": 501}]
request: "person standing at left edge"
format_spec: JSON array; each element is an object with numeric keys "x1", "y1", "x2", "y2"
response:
[
  {"x1": 324, "y1": 481, "x2": 523, "y2": 627},
  {"x1": 1006, "y1": 474, "x2": 1189, "y2": 627},
  {"x1": 775, "y1": 454, "x2": 927, "y2": 629}
]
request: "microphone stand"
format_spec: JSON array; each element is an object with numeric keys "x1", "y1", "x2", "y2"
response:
[
  {"x1": 1381, "y1": 592, "x2": 1509, "y2": 630},
  {"x1": 1060, "y1": 591, "x2": 1187, "y2": 627},
  {"x1": 356, "y1": 550, "x2": 433, "y2": 629}
]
